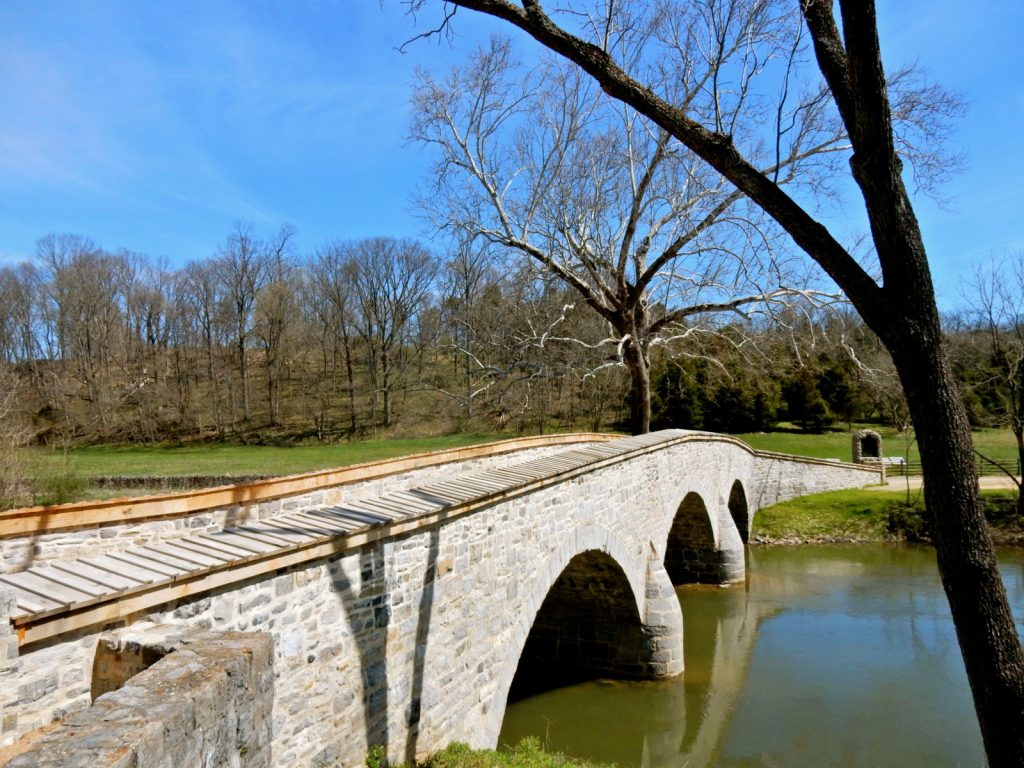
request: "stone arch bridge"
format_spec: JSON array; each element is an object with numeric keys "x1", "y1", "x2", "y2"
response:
[{"x1": 0, "y1": 431, "x2": 880, "y2": 767}]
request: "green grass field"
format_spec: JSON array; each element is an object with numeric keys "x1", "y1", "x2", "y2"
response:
[
  {"x1": 27, "y1": 433, "x2": 503, "y2": 480},
  {"x1": 736, "y1": 426, "x2": 1019, "y2": 465},
  {"x1": 43, "y1": 425, "x2": 1016, "y2": 478}
]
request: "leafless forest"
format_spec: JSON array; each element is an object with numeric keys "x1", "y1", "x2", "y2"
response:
[{"x1": 0, "y1": 226, "x2": 1018, "y2": 455}]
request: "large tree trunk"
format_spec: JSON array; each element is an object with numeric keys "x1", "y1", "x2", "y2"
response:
[
  {"x1": 829, "y1": 3, "x2": 1024, "y2": 759},
  {"x1": 623, "y1": 339, "x2": 651, "y2": 435},
  {"x1": 889, "y1": 329, "x2": 1024, "y2": 766}
]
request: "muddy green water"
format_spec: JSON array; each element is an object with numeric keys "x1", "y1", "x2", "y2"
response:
[{"x1": 500, "y1": 545, "x2": 1024, "y2": 767}]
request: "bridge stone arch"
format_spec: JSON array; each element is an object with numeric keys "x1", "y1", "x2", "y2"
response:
[
  {"x1": 484, "y1": 524, "x2": 682, "y2": 747},
  {"x1": 728, "y1": 479, "x2": 750, "y2": 544},
  {"x1": 662, "y1": 487, "x2": 745, "y2": 585},
  {"x1": 509, "y1": 550, "x2": 643, "y2": 701}
]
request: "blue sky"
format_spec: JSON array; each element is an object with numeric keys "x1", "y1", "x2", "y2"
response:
[{"x1": 1, "y1": 2, "x2": 1022, "y2": 309}]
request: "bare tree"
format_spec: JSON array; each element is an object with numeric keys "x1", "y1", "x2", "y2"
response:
[
  {"x1": 408, "y1": 0, "x2": 1024, "y2": 761},
  {"x1": 435, "y1": 238, "x2": 503, "y2": 419},
  {"x1": 0, "y1": 265, "x2": 40, "y2": 366},
  {"x1": 352, "y1": 238, "x2": 438, "y2": 428},
  {"x1": 180, "y1": 259, "x2": 232, "y2": 436},
  {"x1": 0, "y1": 365, "x2": 31, "y2": 509},
  {"x1": 255, "y1": 224, "x2": 298, "y2": 427},
  {"x1": 309, "y1": 241, "x2": 363, "y2": 434},
  {"x1": 412, "y1": 37, "x2": 833, "y2": 433},
  {"x1": 37, "y1": 236, "x2": 125, "y2": 436},
  {"x1": 967, "y1": 257, "x2": 1024, "y2": 513},
  {"x1": 215, "y1": 221, "x2": 271, "y2": 425}
]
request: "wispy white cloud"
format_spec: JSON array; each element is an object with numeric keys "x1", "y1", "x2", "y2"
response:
[{"x1": 2, "y1": 0, "x2": 1018, "y2": 304}]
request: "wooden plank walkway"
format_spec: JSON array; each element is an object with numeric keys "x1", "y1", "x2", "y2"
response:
[{"x1": 3, "y1": 432, "x2": 684, "y2": 643}]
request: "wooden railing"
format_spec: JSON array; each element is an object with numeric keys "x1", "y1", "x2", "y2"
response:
[{"x1": 884, "y1": 458, "x2": 1021, "y2": 478}]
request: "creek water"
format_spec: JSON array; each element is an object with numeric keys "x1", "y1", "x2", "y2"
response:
[{"x1": 500, "y1": 545, "x2": 1024, "y2": 767}]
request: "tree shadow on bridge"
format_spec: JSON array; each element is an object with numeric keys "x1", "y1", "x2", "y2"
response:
[
  {"x1": 328, "y1": 524, "x2": 441, "y2": 764},
  {"x1": 405, "y1": 526, "x2": 440, "y2": 763}
]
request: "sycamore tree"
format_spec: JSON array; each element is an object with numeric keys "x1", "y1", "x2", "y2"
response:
[
  {"x1": 411, "y1": 35, "x2": 841, "y2": 434},
  {"x1": 406, "y1": 0, "x2": 1024, "y2": 763}
]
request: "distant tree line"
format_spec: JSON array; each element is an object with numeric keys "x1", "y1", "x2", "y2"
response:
[{"x1": 0, "y1": 229, "x2": 1020, "y2": 452}]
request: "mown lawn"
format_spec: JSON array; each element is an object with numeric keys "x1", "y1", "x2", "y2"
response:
[
  {"x1": 27, "y1": 433, "x2": 503, "y2": 479},
  {"x1": 27, "y1": 425, "x2": 1019, "y2": 479}
]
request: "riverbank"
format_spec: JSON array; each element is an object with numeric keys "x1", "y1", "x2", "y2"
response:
[
  {"x1": 752, "y1": 487, "x2": 1024, "y2": 546},
  {"x1": 369, "y1": 738, "x2": 614, "y2": 768}
]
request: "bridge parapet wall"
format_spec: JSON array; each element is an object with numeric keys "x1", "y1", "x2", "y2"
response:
[
  {"x1": 751, "y1": 451, "x2": 882, "y2": 510},
  {"x1": 4, "y1": 625, "x2": 273, "y2": 768},
  {"x1": 0, "y1": 441, "x2": 690, "y2": 763}
]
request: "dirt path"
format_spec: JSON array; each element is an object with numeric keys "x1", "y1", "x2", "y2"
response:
[{"x1": 867, "y1": 476, "x2": 1021, "y2": 492}]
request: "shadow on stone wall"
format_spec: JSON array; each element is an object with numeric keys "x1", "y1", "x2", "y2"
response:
[{"x1": 329, "y1": 524, "x2": 441, "y2": 764}]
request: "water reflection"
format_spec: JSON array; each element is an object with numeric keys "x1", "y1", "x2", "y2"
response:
[{"x1": 500, "y1": 545, "x2": 1024, "y2": 767}]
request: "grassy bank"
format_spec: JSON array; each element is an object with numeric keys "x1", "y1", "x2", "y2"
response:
[
  {"x1": 369, "y1": 739, "x2": 613, "y2": 768},
  {"x1": 753, "y1": 488, "x2": 1024, "y2": 545}
]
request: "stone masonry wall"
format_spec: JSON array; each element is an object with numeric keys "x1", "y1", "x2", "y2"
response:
[
  {"x1": 0, "y1": 435, "x2": 879, "y2": 765},
  {"x1": 5, "y1": 627, "x2": 273, "y2": 768},
  {"x1": 751, "y1": 451, "x2": 881, "y2": 510},
  {"x1": 0, "y1": 444, "x2": 592, "y2": 574}
]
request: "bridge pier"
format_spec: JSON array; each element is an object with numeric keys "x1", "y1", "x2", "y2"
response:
[{"x1": 640, "y1": 552, "x2": 686, "y2": 677}]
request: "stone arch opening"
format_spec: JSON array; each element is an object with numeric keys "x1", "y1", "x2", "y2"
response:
[
  {"x1": 507, "y1": 549, "x2": 646, "y2": 702},
  {"x1": 728, "y1": 480, "x2": 749, "y2": 544},
  {"x1": 664, "y1": 491, "x2": 724, "y2": 584},
  {"x1": 852, "y1": 429, "x2": 883, "y2": 462}
]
